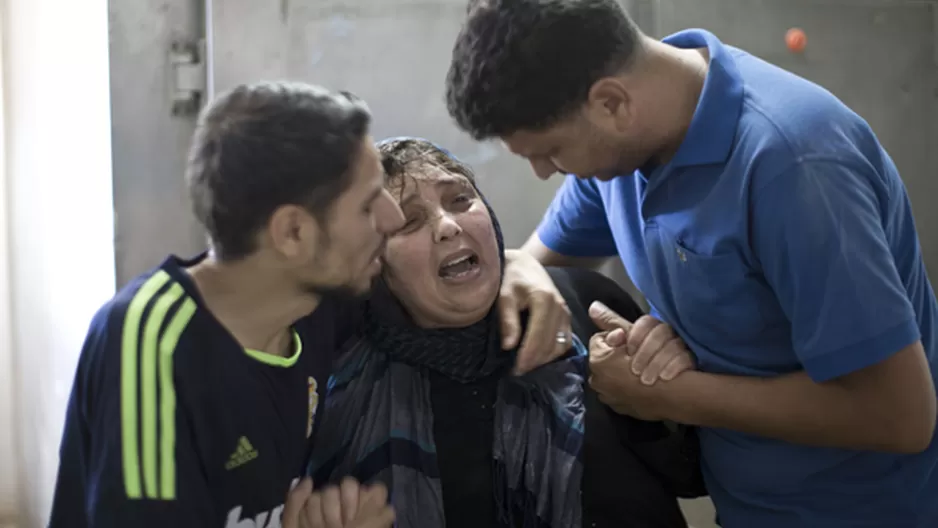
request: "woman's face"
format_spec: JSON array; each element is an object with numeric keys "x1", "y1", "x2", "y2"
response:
[{"x1": 382, "y1": 166, "x2": 501, "y2": 328}]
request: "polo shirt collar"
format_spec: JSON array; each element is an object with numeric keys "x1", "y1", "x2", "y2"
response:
[{"x1": 662, "y1": 29, "x2": 744, "y2": 168}]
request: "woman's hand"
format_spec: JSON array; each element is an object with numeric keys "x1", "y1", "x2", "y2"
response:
[{"x1": 500, "y1": 249, "x2": 572, "y2": 375}]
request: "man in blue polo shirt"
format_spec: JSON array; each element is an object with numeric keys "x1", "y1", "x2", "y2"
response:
[{"x1": 444, "y1": 0, "x2": 938, "y2": 527}]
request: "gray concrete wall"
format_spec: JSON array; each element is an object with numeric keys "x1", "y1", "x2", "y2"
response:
[{"x1": 111, "y1": 0, "x2": 938, "y2": 292}]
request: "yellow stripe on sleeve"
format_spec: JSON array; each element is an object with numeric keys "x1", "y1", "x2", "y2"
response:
[
  {"x1": 158, "y1": 297, "x2": 197, "y2": 500},
  {"x1": 140, "y1": 282, "x2": 185, "y2": 498},
  {"x1": 120, "y1": 271, "x2": 171, "y2": 499}
]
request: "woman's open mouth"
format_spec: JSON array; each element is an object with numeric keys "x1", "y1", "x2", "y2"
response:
[{"x1": 438, "y1": 250, "x2": 481, "y2": 282}]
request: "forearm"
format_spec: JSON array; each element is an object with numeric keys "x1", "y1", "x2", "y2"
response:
[
  {"x1": 663, "y1": 365, "x2": 935, "y2": 453},
  {"x1": 516, "y1": 234, "x2": 607, "y2": 269}
]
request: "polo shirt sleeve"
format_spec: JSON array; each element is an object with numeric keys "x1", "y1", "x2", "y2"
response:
[
  {"x1": 751, "y1": 159, "x2": 920, "y2": 382},
  {"x1": 535, "y1": 175, "x2": 618, "y2": 257}
]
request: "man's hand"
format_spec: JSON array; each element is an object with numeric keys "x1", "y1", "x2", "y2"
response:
[
  {"x1": 500, "y1": 249, "x2": 572, "y2": 375},
  {"x1": 589, "y1": 302, "x2": 695, "y2": 385},
  {"x1": 283, "y1": 477, "x2": 395, "y2": 528},
  {"x1": 588, "y1": 331, "x2": 673, "y2": 420}
]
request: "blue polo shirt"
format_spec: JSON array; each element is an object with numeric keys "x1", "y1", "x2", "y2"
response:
[{"x1": 537, "y1": 29, "x2": 938, "y2": 528}]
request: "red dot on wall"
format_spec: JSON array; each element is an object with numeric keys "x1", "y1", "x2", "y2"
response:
[{"x1": 785, "y1": 27, "x2": 807, "y2": 53}]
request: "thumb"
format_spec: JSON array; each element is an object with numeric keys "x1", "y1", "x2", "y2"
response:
[
  {"x1": 497, "y1": 293, "x2": 522, "y2": 350},
  {"x1": 589, "y1": 336, "x2": 631, "y2": 373},
  {"x1": 589, "y1": 301, "x2": 633, "y2": 333},
  {"x1": 282, "y1": 477, "x2": 313, "y2": 527}
]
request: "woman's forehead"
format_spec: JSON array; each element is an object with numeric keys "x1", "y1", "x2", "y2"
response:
[{"x1": 388, "y1": 166, "x2": 473, "y2": 199}]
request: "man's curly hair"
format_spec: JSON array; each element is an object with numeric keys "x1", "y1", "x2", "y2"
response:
[{"x1": 445, "y1": 0, "x2": 642, "y2": 140}]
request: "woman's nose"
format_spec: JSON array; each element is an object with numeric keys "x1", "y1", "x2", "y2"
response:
[{"x1": 433, "y1": 211, "x2": 462, "y2": 243}]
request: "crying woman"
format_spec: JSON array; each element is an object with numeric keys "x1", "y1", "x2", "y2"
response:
[{"x1": 308, "y1": 137, "x2": 707, "y2": 528}]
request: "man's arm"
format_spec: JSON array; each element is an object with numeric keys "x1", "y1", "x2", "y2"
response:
[
  {"x1": 521, "y1": 175, "x2": 617, "y2": 268},
  {"x1": 664, "y1": 342, "x2": 934, "y2": 453},
  {"x1": 662, "y1": 159, "x2": 936, "y2": 453},
  {"x1": 520, "y1": 232, "x2": 608, "y2": 269},
  {"x1": 49, "y1": 305, "x2": 215, "y2": 527}
]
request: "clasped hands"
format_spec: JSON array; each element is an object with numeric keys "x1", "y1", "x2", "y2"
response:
[{"x1": 587, "y1": 302, "x2": 696, "y2": 421}]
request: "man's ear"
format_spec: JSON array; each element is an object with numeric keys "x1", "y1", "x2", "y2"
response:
[
  {"x1": 267, "y1": 204, "x2": 319, "y2": 259},
  {"x1": 586, "y1": 77, "x2": 633, "y2": 132}
]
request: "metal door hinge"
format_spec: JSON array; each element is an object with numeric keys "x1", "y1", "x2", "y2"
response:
[{"x1": 170, "y1": 38, "x2": 207, "y2": 117}]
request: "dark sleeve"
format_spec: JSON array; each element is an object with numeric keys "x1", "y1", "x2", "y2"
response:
[
  {"x1": 48, "y1": 304, "x2": 216, "y2": 528},
  {"x1": 546, "y1": 267, "x2": 708, "y2": 498}
]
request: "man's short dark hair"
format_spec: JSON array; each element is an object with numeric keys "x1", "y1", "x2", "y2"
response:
[
  {"x1": 186, "y1": 81, "x2": 371, "y2": 260},
  {"x1": 445, "y1": 0, "x2": 642, "y2": 139}
]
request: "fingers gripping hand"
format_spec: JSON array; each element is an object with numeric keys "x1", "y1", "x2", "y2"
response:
[
  {"x1": 498, "y1": 250, "x2": 568, "y2": 352},
  {"x1": 588, "y1": 301, "x2": 633, "y2": 335},
  {"x1": 517, "y1": 288, "x2": 572, "y2": 374},
  {"x1": 625, "y1": 316, "x2": 696, "y2": 385},
  {"x1": 339, "y1": 478, "x2": 360, "y2": 524},
  {"x1": 589, "y1": 304, "x2": 695, "y2": 386},
  {"x1": 283, "y1": 478, "x2": 314, "y2": 528},
  {"x1": 588, "y1": 300, "x2": 631, "y2": 354},
  {"x1": 286, "y1": 478, "x2": 394, "y2": 528},
  {"x1": 352, "y1": 482, "x2": 395, "y2": 528},
  {"x1": 587, "y1": 330, "x2": 633, "y2": 410},
  {"x1": 320, "y1": 484, "x2": 346, "y2": 527},
  {"x1": 499, "y1": 282, "x2": 571, "y2": 376},
  {"x1": 587, "y1": 331, "x2": 671, "y2": 421}
]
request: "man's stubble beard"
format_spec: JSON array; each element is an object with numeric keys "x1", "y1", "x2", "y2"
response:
[
  {"x1": 300, "y1": 279, "x2": 373, "y2": 302},
  {"x1": 300, "y1": 235, "x2": 378, "y2": 302}
]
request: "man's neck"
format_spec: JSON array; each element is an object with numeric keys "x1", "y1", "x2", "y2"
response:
[
  {"x1": 637, "y1": 38, "x2": 710, "y2": 165},
  {"x1": 186, "y1": 253, "x2": 321, "y2": 356}
]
